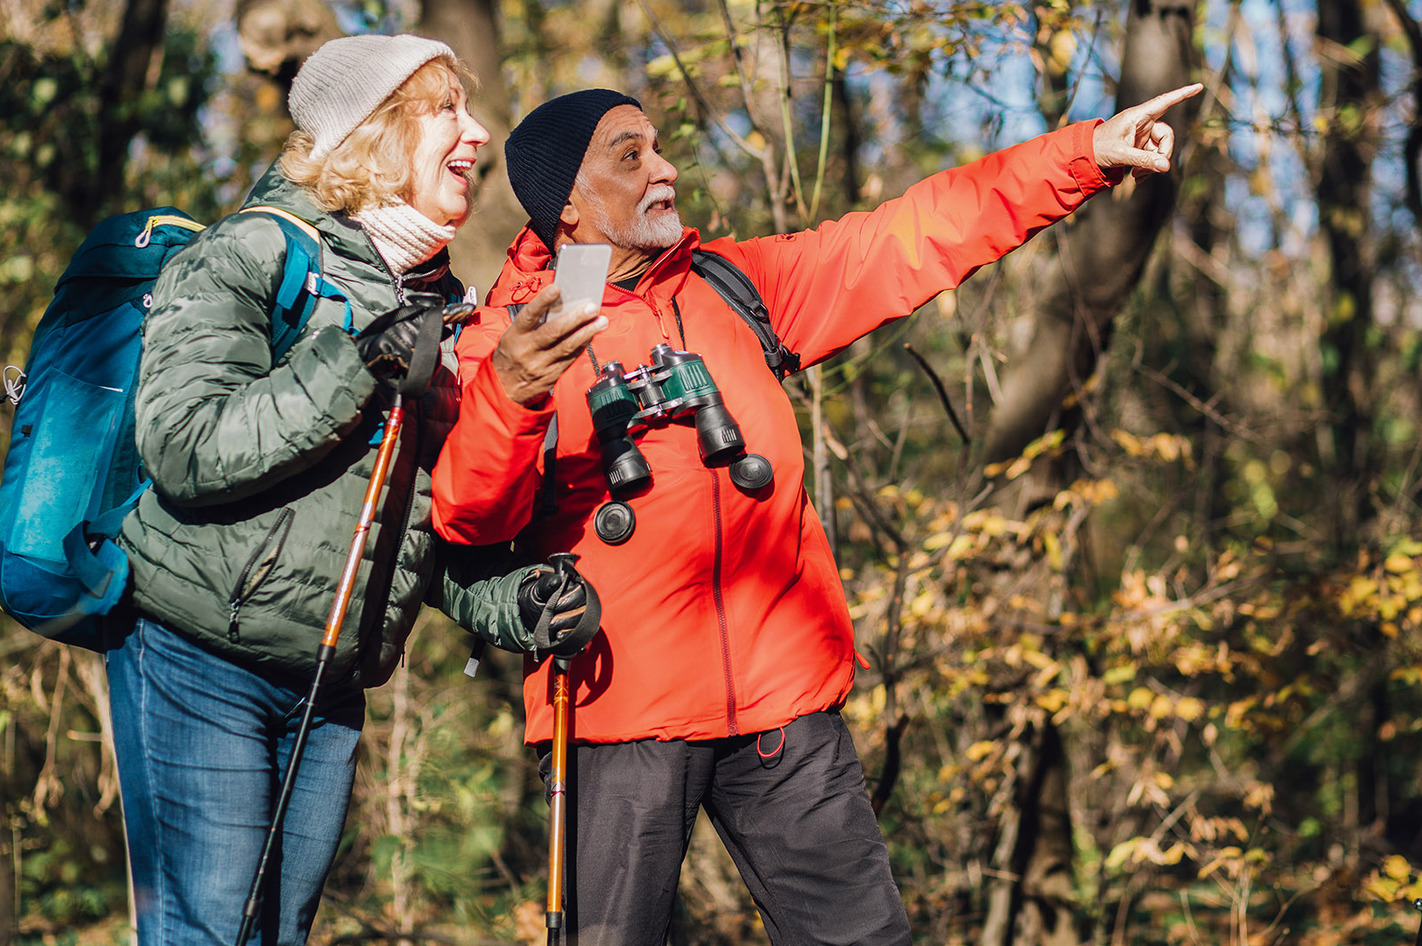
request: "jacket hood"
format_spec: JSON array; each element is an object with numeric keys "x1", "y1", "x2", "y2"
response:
[
  {"x1": 488, "y1": 223, "x2": 702, "y2": 308},
  {"x1": 244, "y1": 160, "x2": 386, "y2": 270}
]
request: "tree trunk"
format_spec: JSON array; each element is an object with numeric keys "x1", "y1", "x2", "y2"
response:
[
  {"x1": 981, "y1": 0, "x2": 1198, "y2": 470},
  {"x1": 419, "y1": 0, "x2": 528, "y2": 296},
  {"x1": 1314, "y1": 0, "x2": 1382, "y2": 552},
  {"x1": 86, "y1": 0, "x2": 170, "y2": 223},
  {"x1": 977, "y1": 4, "x2": 1197, "y2": 944}
]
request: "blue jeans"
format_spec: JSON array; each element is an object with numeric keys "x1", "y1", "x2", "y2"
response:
[{"x1": 106, "y1": 616, "x2": 365, "y2": 946}]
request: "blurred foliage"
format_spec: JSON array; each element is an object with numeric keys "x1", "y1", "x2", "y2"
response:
[{"x1": 6, "y1": 1, "x2": 1422, "y2": 945}]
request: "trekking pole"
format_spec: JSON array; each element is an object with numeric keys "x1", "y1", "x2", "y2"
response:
[
  {"x1": 1414, "y1": 897, "x2": 1422, "y2": 946},
  {"x1": 546, "y1": 650, "x2": 573, "y2": 945},
  {"x1": 234, "y1": 392, "x2": 407, "y2": 946}
]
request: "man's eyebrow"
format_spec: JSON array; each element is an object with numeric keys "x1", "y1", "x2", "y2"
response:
[{"x1": 604, "y1": 129, "x2": 651, "y2": 150}]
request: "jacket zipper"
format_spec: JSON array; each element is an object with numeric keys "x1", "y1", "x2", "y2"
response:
[
  {"x1": 134, "y1": 214, "x2": 205, "y2": 248},
  {"x1": 649, "y1": 298, "x2": 670, "y2": 341},
  {"x1": 227, "y1": 507, "x2": 295, "y2": 642},
  {"x1": 711, "y1": 471, "x2": 738, "y2": 734}
]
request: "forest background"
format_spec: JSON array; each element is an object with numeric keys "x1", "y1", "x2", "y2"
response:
[{"x1": 4, "y1": 0, "x2": 1422, "y2": 944}]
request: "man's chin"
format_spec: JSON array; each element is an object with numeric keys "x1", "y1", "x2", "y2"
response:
[{"x1": 641, "y1": 213, "x2": 683, "y2": 248}]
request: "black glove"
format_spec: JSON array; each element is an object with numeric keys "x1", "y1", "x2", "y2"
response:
[
  {"x1": 354, "y1": 293, "x2": 474, "y2": 393},
  {"x1": 517, "y1": 553, "x2": 601, "y2": 658}
]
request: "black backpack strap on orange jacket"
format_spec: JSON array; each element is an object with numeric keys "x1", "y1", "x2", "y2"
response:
[{"x1": 690, "y1": 248, "x2": 800, "y2": 380}]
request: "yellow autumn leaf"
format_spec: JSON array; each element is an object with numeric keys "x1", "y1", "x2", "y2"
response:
[
  {"x1": 645, "y1": 54, "x2": 683, "y2": 80},
  {"x1": 999, "y1": 457, "x2": 1032, "y2": 480},
  {"x1": 1350, "y1": 576, "x2": 1379, "y2": 599},
  {"x1": 923, "y1": 530, "x2": 957, "y2": 551},
  {"x1": 1158, "y1": 842, "x2": 1186, "y2": 865},
  {"x1": 1043, "y1": 530, "x2": 1062, "y2": 571},
  {"x1": 965, "y1": 740, "x2": 996, "y2": 762},
  {"x1": 1105, "y1": 838, "x2": 1139, "y2": 872},
  {"x1": 1023, "y1": 430, "x2": 1066, "y2": 459},
  {"x1": 1367, "y1": 876, "x2": 1402, "y2": 900},
  {"x1": 945, "y1": 534, "x2": 975, "y2": 560},
  {"x1": 1386, "y1": 554, "x2": 1416, "y2": 573},
  {"x1": 1022, "y1": 649, "x2": 1054, "y2": 670},
  {"x1": 1175, "y1": 697, "x2": 1205, "y2": 722},
  {"x1": 1081, "y1": 478, "x2": 1119, "y2": 504},
  {"x1": 1036, "y1": 689, "x2": 1068, "y2": 714},
  {"x1": 1384, "y1": 853, "x2": 1411, "y2": 880},
  {"x1": 1102, "y1": 663, "x2": 1138, "y2": 686},
  {"x1": 1152, "y1": 433, "x2": 1181, "y2": 461},
  {"x1": 1111, "y1": 429, "x2": 1143, "y2": 456}
]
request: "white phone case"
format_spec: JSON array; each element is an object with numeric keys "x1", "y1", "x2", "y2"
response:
[{"x1": 548, "y1": 243, "x2": 612, "y2": 323}]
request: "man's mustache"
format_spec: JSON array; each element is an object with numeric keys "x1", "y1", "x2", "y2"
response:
[{"x1": 639, "y1": 186, "x2": 677, "y2": 213}]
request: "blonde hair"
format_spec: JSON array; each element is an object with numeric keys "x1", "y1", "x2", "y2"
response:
[{"x1": 280, "y1": 57, "x2": 478, "y2": 215}]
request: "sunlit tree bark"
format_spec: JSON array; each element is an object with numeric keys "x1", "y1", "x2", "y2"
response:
[{"x1": 978, "y1": 4, "x2": 1198, "y2": 944}]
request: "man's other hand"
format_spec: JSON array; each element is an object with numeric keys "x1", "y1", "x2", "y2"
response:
[
  {"x1": 1093, "y1": 82, "x2": 1203, "y2": 181},
  {"x1": 492, "y1": 285, "x2": 606, "y2": 408}
]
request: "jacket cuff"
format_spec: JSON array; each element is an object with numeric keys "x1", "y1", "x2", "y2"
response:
[
  {"x1": 298, "y1": 324, "x2": 378, "y2": 421},
  {"x1": 1069, "y1": 118, "x2": 1122, "y2": 193}
]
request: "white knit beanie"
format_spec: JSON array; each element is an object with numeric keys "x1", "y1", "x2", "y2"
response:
[{"x1": 289, "y1": 34, "x2": 456, "y2": 160}]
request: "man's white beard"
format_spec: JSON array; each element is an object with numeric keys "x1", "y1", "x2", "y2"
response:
[{"x1": 579, "y1": 182, "x2": 682, "y2": 250}]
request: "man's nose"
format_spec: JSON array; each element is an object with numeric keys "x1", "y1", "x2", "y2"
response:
[{"x1": 649, "y1": 149, "x2": 678, "y2": 185}]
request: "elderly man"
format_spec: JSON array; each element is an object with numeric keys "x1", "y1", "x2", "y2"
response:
[{"x1": 433, "y1": 82, "x2": 1201, "y2": 944}]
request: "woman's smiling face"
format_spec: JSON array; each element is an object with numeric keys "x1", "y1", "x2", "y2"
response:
[{"x1": 406, "y1": 74, "x2": 489, "y2": 227}]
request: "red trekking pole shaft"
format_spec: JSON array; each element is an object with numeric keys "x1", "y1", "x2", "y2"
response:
[
  {"x1": 546, "y1": 654, "x2": 572, "y2": 944},
  {"x1": 235, "y1": 393, "x2": 406, "y2": 946}
]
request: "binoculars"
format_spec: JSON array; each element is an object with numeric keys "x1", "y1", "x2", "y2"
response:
[{"x1": 585, "y1": 344, "x2": 772, "y2": 495}]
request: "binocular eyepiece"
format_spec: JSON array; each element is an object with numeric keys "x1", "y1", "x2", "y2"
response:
[
  {"x1": 585, "y1": 344, "x2": 771, "y2": 498},
  {"x1": 586, "y1": 360, "x2": 653, "y2": 493}
]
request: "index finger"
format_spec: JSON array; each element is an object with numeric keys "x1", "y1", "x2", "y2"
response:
[
  {"x1": 1133, "y1": 82, "x2": 1203, "y2": 120},
  {"x1": 512, "y1": 285, "x2": 562, "y2": 328}
]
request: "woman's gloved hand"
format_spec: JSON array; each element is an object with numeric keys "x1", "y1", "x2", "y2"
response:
[
  {"x1": 517, "y1": 553, "x2": 601, "y2": 658},
  {"x1": 354, "y1": 292, "x2": 474, "y2": 392}
]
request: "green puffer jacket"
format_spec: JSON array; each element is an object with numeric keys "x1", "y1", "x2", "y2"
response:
[{"x1": 119, "y1": 161, "x2": 529, "y2": 689}]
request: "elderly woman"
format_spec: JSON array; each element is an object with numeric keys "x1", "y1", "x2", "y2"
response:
[{"x1": 104, "y1": 34, "x2": 573, "y2": 946}]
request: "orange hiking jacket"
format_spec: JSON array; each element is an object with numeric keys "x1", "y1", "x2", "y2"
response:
[{"x1": 433, "y1": 120, "x2": 1115, "y2": 744}]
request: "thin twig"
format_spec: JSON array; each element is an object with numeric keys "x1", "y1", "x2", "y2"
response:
[{"x1": 903, "y1": 343, "x2": 970, "y2": 444}]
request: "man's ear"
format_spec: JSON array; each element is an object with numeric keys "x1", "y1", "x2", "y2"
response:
[{"x1": 559, "y1": 200, "x2": 579, "y2": 227}]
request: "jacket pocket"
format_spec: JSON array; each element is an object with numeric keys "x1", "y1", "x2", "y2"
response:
[{"x1": 226, "y1": 507, "x2": 294, "y2": 643}]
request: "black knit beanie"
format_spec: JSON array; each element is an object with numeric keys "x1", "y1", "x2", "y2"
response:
[{"x1": 505, "y1": 89, "x2": 642, "y2": 251}]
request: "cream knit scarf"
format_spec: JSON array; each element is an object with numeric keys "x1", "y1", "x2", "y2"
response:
[{"x1": 353, "y1": 202, "x2": 457, "y2": 274}]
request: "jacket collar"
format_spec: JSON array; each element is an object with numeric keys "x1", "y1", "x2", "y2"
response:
[
  {"x1": 242, "y1": 160, "x2": 382, "y2": 267},
  {"x1": 490, "y1": 224, "x2": 702, "y2": 308}
]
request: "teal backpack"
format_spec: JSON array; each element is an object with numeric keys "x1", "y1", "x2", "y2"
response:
[{"x1": 0, "y1": 206, "x2": 341, "y2": 650}]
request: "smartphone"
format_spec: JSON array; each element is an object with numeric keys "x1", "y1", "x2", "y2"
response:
[{"x1": 547, "y1": 243, "x2": 612, "y2": 324}]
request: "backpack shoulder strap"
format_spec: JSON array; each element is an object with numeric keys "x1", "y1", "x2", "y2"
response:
[
  {"x1": 690, "y1": 248, "x2": 800, "y2": 380},
  {"x1": 240, "y1": 206, "x2": 348, "y2": 359}
]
